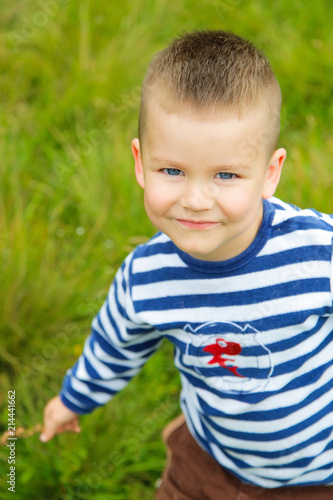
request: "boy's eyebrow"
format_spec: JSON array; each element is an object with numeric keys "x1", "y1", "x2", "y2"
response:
[{"x1": 151, "y1": 156, "x2": 251, "y2": 172}]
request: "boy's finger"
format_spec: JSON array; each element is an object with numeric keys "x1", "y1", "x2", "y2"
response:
[
  {"x1": 40, "y1": 418, "x2": 60, "y2": 441},
  {"x1": 39, "y1": 430, "x2": 53, "y2": 442},
  {"x1": 40, "y1": 419, "x2": 58, "y2": 442},
  {"x1": 74, "y1": 423, "x2": 82, "y2": 433},
  {"x1": 40, "y1": 421, "x2": 81, "y2": 442}
]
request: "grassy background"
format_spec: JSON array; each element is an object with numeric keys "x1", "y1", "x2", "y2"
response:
[{"x1": 0, "y1": 0, "x2": 332, "y2": 498}]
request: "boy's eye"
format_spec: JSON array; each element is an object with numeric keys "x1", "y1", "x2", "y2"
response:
[
  {"x1": 163, "y1": 168, "x2": 184, "y2": 176},
  {"x1": 216, "y1": 172, "x2": 236, "y2": 180}
]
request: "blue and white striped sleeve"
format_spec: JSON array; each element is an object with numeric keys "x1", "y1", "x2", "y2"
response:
[
  {"x1": 59, "y1": 252, "x2": 163, "y2": 414},
  {"x1": 331, "y1": 233, "x2": 333, "y2": 309}
]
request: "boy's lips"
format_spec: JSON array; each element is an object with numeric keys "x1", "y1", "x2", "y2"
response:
[{"x1": 176, "y1": 219, "x2": 219, "y2": 230}]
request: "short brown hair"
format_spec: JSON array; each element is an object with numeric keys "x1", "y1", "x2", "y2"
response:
[{"x1": 138, "y1": 30, "x2": 281, "y2": 155}]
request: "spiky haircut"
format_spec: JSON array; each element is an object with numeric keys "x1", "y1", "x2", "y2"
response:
[{"x1": 138, "y1": 30, "x2": 282, "y2": 157}]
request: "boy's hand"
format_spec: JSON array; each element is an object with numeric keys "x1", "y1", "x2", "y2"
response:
[{"x1": 40, "y1": 395, "x2": 81, "y2": 442}]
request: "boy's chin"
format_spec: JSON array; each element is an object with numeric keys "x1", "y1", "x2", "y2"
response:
[{"x1": 176, "y1": 242, "x2": 223, "y2": 261}]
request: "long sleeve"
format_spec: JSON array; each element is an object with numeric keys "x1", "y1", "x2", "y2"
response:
[{"x1": 59, "y1": 252, "x2": 163, "y2": 414}]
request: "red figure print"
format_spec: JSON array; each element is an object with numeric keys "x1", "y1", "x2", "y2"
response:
[{"x1": 203, "y1": 338, "x2": 244, "y2": 377}]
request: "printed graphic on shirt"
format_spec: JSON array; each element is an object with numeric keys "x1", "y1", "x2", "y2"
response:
[
  {"x1": 203, "y1": 338, "x2": 244, "y2": 378},
  {"x1": 183, "y1": 321, "x2": 273, "y2": 393}
]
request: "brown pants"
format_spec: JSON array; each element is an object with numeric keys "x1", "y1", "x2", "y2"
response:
[{"x1": 156, "y1": 415, "x2": 333, "y2": 500}]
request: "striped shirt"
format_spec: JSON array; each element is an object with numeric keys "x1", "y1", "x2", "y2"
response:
[{"x1": 60, "y1": 197, "x2": 333, "y2": 488}]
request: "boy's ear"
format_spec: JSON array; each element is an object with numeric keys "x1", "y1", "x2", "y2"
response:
[
  {"x1": 262, "y1": 148, "x2": 287, "y2": 199},
  {"x1": 132, "y1": 138, "x2": 145, "y2": 189}
]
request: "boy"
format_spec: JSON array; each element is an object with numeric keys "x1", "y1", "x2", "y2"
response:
[{"x1": 41, "y1": 30, "x2": 333, "y2": 499}]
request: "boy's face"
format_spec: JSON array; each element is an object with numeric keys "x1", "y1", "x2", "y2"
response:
[{"x1": 132, "y1": 100, "x2": 286, "y2": 261}]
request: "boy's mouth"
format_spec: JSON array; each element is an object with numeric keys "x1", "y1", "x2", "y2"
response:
[{"x1": 176, "y1": 219, "x2": 219, "y2": 230}]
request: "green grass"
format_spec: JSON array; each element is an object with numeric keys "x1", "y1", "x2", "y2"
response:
[{"x1": 0, "y1": 0, "x2": 332, "y2": 498}]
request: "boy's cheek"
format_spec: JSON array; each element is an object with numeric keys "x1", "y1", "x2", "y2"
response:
[
  {"x1": 144, "y1": 185, "x2": 174, "y2": 211},
  {"x1": 143, "y1": 191, "x2": 165, "y2": 219}
]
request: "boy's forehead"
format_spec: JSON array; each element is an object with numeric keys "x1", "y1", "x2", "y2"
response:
[
  {"x1": 143, "y1": 96, "x2": 272, "y2": 164},
  {"x1": 146, "y1": 92, "x2": 244, "y2": 121},
  {"x1": 145, "y1": 93, "x2": 270, "y2": 133}
]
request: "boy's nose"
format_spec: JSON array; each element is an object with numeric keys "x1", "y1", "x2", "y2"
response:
[{"x1": 181, "y1": 183, "x2": 215, "y2": 212}]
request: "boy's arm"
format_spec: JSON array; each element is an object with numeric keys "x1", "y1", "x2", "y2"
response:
[
  {"x1": 40, "y1": 395, "x2": 81, "y2": 442},
  {"x1": 41, "y1": 252, "x2": 163, "y2": 437}
]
